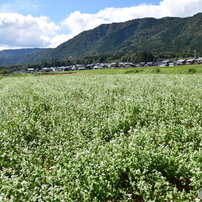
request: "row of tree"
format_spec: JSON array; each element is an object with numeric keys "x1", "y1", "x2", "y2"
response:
[{"x1": 0, "y1": 50, "x2": 202, "y2": 74}]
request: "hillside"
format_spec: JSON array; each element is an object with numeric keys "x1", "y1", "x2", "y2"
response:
[
  {"x1": 1, "y1": 13, "x2": 202, "y2": 65},
  {"x1": 0, "y1": 48, "x2": 51, "y2": 66},
  {"x1": 51, "y1": 13, "x2": 202, "y2": 58}
]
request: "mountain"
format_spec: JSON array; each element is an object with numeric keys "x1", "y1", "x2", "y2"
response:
[
  {"x1": 1, "y1": 13, "x2": 202, "y2": 66},
  {"x1": 50, "y1": 13, "x2": 202, "y2": 58},
  {"x1": 0, "y1": 48, "x2": 51, "y2": 66},
  {"x1": 0, "y1": 48, "x2": 48, "y2": 57}
]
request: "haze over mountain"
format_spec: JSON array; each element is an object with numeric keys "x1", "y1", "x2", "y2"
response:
[{"x1": 0, "y1": 13, "x2": 202, "y2": 66}]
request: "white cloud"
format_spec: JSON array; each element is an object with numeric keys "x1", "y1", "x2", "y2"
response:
[
  {"x1": 159, "y1": 0, "x2": 202, "y2": 17},
  {"x1": 0, "y1": 13, "x2": 59, "y2": 50},
  {"x1": 50, "y1": 34, "x2": 75, "y2": 48},
  {"x1": 60, "y1": 11, "x2": 108, "y2": 35},
  {"x1": 0, "y1": 0, "x2": 201, "y2": 50},
  {"x1": 48, "y1": 11, "x2": 110, "y2": 48}
]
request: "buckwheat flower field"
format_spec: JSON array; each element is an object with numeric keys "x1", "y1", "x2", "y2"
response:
[{"x1": 0, "y1": 74, "x2": 201, "y2": 201}]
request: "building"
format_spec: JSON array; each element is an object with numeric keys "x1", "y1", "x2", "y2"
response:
[
  {"x1": 186, "y1": 59, "x2": 195, "y2": 65},
  {"x1": 176, "y1": 59, "x2": 186, "y2": 65},
  {"x1": 27, "y1": 68, "x2": 35, "y2": 73}
]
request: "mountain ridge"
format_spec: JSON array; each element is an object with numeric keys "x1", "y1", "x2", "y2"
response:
[
  {"x1": 0, "y1": 13, "x2": 202, "y2": 65},
  {"x1": 41, "y1": 12, "x2": 202, "y2": 59}
]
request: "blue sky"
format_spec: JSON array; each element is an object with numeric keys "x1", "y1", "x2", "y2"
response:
[
  {"x1": 0, "y1": 0, "x2": 161, "y2": 22},
  {"x1": 0, "y1": 0, "x2": 201, "y2": 50}
]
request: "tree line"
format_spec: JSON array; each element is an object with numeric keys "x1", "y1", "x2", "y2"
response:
[{"x1": 0, "y1": 49, "x2": 202, "y2": 74}]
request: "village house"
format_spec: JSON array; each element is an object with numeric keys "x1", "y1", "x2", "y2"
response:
[
  {"x1": 196, "y1": 57, "x2": 202, "y2": 63},
  {"x1": 71, "y1": 66, "x2": 77, "y2": 71},
  {"x1": 109, "y1": 63, "x2": 118, "y2": 68},
  {"x1": 85, "y1": 65, "x2": 92, "y2": 70},
  {"x1": 63, "y1": 67, "x2": 70, "y2": 71},
  {"x1": 118, "y1": 62, "x2": 134, "y2": 67},
  {"x1": 186, "y1": 59, "x2": 196, "y2": 65},
  {"x1": 159, "y1": 60, "x2": 171, "y2": 67},
  {"x1": 52, "y1": 67, "x2": 59, "y2": 71},
  {"x1": 27, "y1": 68, "x2": 35, "y2": 73},
  {"x1": 77, "y1": 66, "x2": 86, "y2": 71},
  {"x1": 169, "y1": 61, "x2": 177, "y2": 66},
  {"x1": 176, "y1": 59, "x2": 186, "y2": 65},
  {"x1": 100, "y1": 63, "x2": 109, "y2": 68},
  {"x1": 145, "y1": 62, "x2": 155, "y2": 66},
  {"x1": 139, "y1": 62, "x2": 146, "y2": 67}
]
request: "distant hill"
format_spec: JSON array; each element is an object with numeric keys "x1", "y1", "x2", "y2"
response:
[
  {"x1": 1, "y1": 13, "x2": 202, "y2": 65},
  {"x1": 0, "y1": 48, "x2": 51, "y2": 66},
  {"x1": 0, "y1": 48, "x2": 47, "y2": 57}
]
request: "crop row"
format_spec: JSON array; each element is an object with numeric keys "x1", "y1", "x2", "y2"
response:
[{"x1": 0, "y1": 74, "x2": 202, "y2": 201}]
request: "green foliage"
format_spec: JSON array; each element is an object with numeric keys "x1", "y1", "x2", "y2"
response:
[
  {"x1": 187, "y1": 68, "x2": 197, "y2": 74},
  {"x1": 0, "y1": 69, "x2": 9, "y2": 75},
  {"x1": 0, "y1": 74, "x2": 202, "y2": 201},
  {"x1": 48, "y1": 13, "x2": 202, "y2": 59},
  {"x1": 61, "y1": 65, "x2": 202, "y2": 75},
  {"x1": 150, "y1": 67, "x2": 161, "y2": 73},
  {"x1": 136, "y1": 50, "x2": 155, "y2": 63},
  {"x1": 0, "y1": 48, "x2": 50, "y2": 66},
  {"x1": 1, "y1": 14, "x2": 202, "y2": 66}
]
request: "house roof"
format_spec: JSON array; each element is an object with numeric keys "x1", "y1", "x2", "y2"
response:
[
  {"x1": 196, "y1": 57, "x2": 202, "y2": 61},
  {"x1": 162, "y1": 60, "x2": 170, "y2": 63},
  {"x1": 177, "y1": 59, "x2": 186, "y2": 62},
  {"x1": 186, "y1": 59, "x2": 195, "y2": 62}
]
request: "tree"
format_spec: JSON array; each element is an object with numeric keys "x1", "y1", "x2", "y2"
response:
[
  {"x1": 0, "y1": 69, "x2": 9, "y2": 75},
  {"x1": 136, "y1": 51, "x2": 155, "y2": 63}
]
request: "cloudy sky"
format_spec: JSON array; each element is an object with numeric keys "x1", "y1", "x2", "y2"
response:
[{"x1": 0, "y1": 0, "x2": 201, "y2": 50}]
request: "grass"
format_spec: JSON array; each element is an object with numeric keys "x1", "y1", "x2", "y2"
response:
[
  {"x1": 39, "y1": 64, "x2": 202, "y2": 75},
  {"x1": 1, "y1": 64, "x2": 202, "y2": 77}
]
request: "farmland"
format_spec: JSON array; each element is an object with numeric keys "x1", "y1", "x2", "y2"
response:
[{"x1": 0, "y1": 74, "x2": 202, "y2": 201}]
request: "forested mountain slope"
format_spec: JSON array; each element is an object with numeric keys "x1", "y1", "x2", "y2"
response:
[{"x1": 0, "y1": 13, "x2": 202, "y2": 65}]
